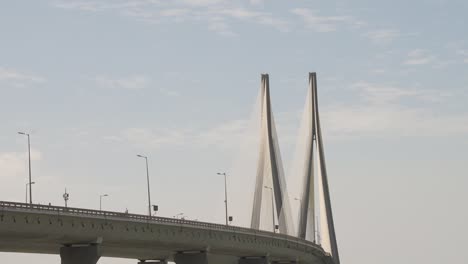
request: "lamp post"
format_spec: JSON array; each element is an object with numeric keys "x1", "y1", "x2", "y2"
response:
[
  {"x1": 217, "y1": 172, "x2": 229, "y2": 225},
  {"x1": 63, "y1": 189, "x2": 69, "y2": 208},
  {"x1": 264, "y1": 186, "x2": 276, "y2": 233},
  {"x1": 25, "y1": 182, "x2": 35, "y2": 203},
  {"x1": 137, "y1": 154, "x2": 152, "y2": 217},
  {"x1": 173, "y1": 213, "x2": 183, "y2": 219},
  {"x1": 18, "y1": 132, "x2": 32, "y2": 204},
  {"x1": 99, "y1": 194, "x2": 108, "y2": 211}
]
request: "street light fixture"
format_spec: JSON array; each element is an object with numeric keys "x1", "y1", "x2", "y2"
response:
[
  {"x1": 173, "y1": 213, "x2": 184, "y2": 219},
  {"x1": 217, "y1": 172, "x2": 229, "y2": 225},
  {"x1": 18, "y1": 132, "x2": 33, "y2": 204},
  {"x1": 264, "y1": 186, "x2": 276, "y2": 233},
  {"x1": 100, "y1": 194, "x2": 109, "y2": 211},
  {"x1": 137, "y1": 154, "x2": 152, "y2": 217},
  {"x1": 25, "y1": 182, "x2": 35, "y2": 203}
]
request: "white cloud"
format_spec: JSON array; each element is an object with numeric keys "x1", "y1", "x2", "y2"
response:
[
  {"x1": 180, "y1": 0, "x2": 226, "y2": 6},
  {"x1": 350, "y1": 81, "x2": 452, "y2": 105},
  {"x1": 159, "y1": 8, "x2": 190, "y2": 18},
  {"x1": 104, "y1": 118, "x2": 254, "y2": 150},
  {"x1": 159, "y1": 87, "x2": 180, "y2": 97},
  {"x1": 197, "y1": 119, "x2": 250, "y2": 148},
  {"x1": 116, "y1": 127, "x2": 192, "y2": 148},
  {"x1": 207, "y1": 21, "x2": 238, "y2": 37},
  {"x1": 290, "y1": 8, "x2": 358, "y2": 32},
  {"x1": 456, "y1": 49, "x2": 468, "y2": 64},
  {"x1": 0, "y1": 67, "x2": 45, "y2": 87},
  {"x1": 95, "y1": 75, "x2": 149, "y2": 90},
  {"x1": 0, "y1": 150, "x2": 42, "y2": 179},
  {"x1": 317, "y1": 80, "x2": 466, "y2": 139},
  {"x1": 95, "y1": 74, "x2": 180, "y2": 96},
  {"x1": 52, "y1": 1, "x2": 101, "y2": 12},
  {"x1": 404, "y1": 49, "x2": 436, "y2": 65},
  {"x1": 322, "y1": 105, "x2": 468, "y2": 139},
  {"x1": 365, "y1": 29, "x2": 400, "y2": 44},
  {"x1": 53, "y1": 0, "x2": 289, "y2": 35},
  {"x1": 249, "y1": 0, "x2": 264, "y2": 5},
  {"x1": 0, "y1": 153, "x2": 26, "y2": 178}
]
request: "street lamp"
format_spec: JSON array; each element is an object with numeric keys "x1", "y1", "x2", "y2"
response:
[
  {"x1": 25, "y1": 182, "x2": 35, "y2": 203},
  {"x1": 264, "y1": 186, "x2": 276, "y2": 233},
  {"x1": 99, "y1": 194, "x2": 109, "y2": 211},
  {"x1": 137, "y1": 154, "x2": 152, "y2": 217},
  {"x1": 217, "y1": 172, "x2": 229, "y2": 225},
  {"x1": 173, "y1": 213, "x2": 184, "y2": 219},
  {"x1": 18, "y1": 132, "x2": 32, "y2": 204}
]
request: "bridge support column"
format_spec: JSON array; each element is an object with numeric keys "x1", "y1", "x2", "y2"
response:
[
  {"x1": 60, "y1": 244, "x2": 101, "y2": 264},
  {"x1": 239, "y1": 257, "x2": 270, "y2": 264},
  {"x1": 174, "y1": 251, "x2": 210, "y2": 264}
]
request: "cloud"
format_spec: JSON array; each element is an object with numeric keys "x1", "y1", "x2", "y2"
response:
[
  {"x1": 95, "y1": 75, "x2": 149, "y2": 90},
  {"x1": 95, "y1": 74, "x2": 180, "y2": 96},
  {"x1": 52, "y1": 1, "x2": 101, "y2": 12},
  {"x1": 456, "y1": 49, "x2": 468, "y2": 63},
  {"x1": 53, "y1": 0, "x2": 289, "y2": 35},
  {"x1": 249, "y1": 0, "x2": 264, "y2": 5},
  {"x1": 365, "y1": 29, "x2": 400, "y2": 44},
  {"x1": 290, "y1": 8, "x2": 359, "y2": 32},
  {"x1": 180, "y1": 0, "x2": 226, "y2": 6},
  {"x1": 109, "y1": 127, "x2": 191, "y2": 148},
  {"x1": 350, "y1": 81, "x2": 452, "y2": 105},
  {"x1": 207, "y1": 21, "x2": 238, "y2": 37},
  {"x1": 0, "y1": 67, "x2": 45, "y2": 87},
  {"x1": 197, "y1": 119, "x2": 251, "y2": 148},
  {"x1": 317, "y1": 80, "x2": 467, "y2": 139},
  {"x1": 159, "y1": 87, "x2": 180, "y2": 97},
  {"x1": 404, "y1": 49, "x2": 435, "y2": 65},
  {"x1": 0, "y1": 150, "x2": 42, "y2": 179},
  {"x1": 322, "y1": 105, "x2": 468, "y2": 139},
  {"x1": 104, "y1": 118, "x2": 253, "y2": 150}
]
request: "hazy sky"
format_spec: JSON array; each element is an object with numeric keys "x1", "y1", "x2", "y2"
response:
[{"x1": 1, "y1": 1, "x2": 467, "y2": 264}]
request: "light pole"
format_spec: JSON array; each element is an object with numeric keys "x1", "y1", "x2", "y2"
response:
[
  {"x1": 25, "y1": 182, "x2": 35, "y2": 203},
  {"x1": 173, "y1": 213, "x2": 183, "y2": 219},
  {"x1": 99, "y1": 194, "x2": 108, "y2": 211},
  {"x1": 63, "y1": 189, "x2": 69, "y2": 208},
  {"x1": 18, "y1": 132, "x2": 32, "y2": 204},
  {"x1": 264, "y1": 186, "x2": 276, "y2": 233},
  {"x1": 137, "y1": 154, "x2": 152, "y2": 217},
  {"x1": 217, "y1": 172, "x2": 229, "y2": 225}
]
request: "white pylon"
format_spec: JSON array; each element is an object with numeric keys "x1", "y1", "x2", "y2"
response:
[
  {"x1": 298, "y1": 73, "x2": 340, "y2": 264},
  {"x1": 251, "y1": 74, "x2": 294, "y2": 235}
]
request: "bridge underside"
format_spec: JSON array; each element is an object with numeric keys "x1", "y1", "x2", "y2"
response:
[{"x1": 0, "y1": 243, "x2": 273, "y2": 264}]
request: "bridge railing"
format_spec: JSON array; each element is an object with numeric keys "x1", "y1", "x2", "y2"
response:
[{"x1": 0, "y1": 200, "x2": 324, "y2": 252}]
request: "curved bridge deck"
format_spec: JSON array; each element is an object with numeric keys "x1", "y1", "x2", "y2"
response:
[{"x1": 0, "y1": 201, "x2": 333, "y2": 264}]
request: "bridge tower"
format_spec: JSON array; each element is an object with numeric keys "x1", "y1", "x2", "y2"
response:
[
  {"x1": 251, "y1": 74, "x2": 294, "y2": 235},
  {"x1": 298, "y1": 72, "x2": 340, "y2": 264}
]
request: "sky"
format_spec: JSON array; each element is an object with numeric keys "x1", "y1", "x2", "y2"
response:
[{"x1": 1, "y1": 0, "x2": 468, "y2": 263}]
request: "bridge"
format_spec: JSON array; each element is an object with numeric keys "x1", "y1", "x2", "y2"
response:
[
  {"x1": 0, "y1": 73, "x2": 341, "y2": 264},
  {"x1": 0, "y1": 201, "x2": 333, "y2": 264}
]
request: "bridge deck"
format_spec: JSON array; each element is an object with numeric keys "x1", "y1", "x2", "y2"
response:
[{"x1": 0, "y1": 201, "x2": 333, "y2": 263}]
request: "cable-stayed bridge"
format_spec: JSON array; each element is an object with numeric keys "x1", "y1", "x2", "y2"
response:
[{"x1": 0, "y1": 73, "x2": 340, "y2": 264}]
